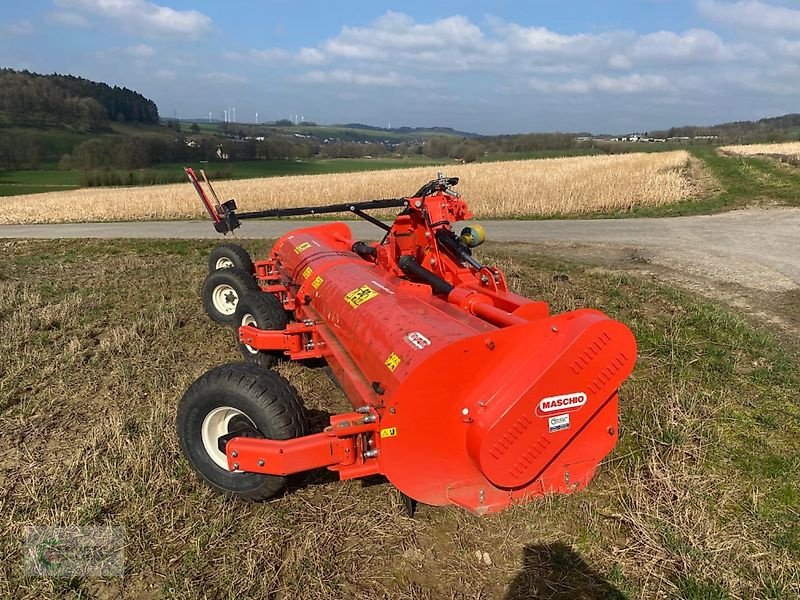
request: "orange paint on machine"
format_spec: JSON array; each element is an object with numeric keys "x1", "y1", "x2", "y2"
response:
[{"x1": 178, "y1": 170, "x2": 637, "y2": 515}]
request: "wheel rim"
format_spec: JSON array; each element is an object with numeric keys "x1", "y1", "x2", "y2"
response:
[
  {"x1": 215, "y1": 257, "x2": 234, "y2": 269},
  {"x1": 241, "y1": 313, "x2": 259, "y2": 355},
  {"x1": 212, "y1": 284, "x2": 238, "y2": 315},
  {"x1": 201, "y1": 406, "x2": 255, "y2": 470}
]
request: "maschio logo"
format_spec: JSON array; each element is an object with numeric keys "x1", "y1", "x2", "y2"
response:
[{"x1": 536, "y1": 392, "x2": 587, "y2": 417}]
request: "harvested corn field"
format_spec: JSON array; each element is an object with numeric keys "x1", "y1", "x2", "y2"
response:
[
  {"x1": 0, "y1": 151, "x2": 697, "y2": 224},
  {"x1": 719, "y1": 141, "x2": 800, "y2": 160}
]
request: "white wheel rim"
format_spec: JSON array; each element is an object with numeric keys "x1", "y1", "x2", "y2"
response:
[
  {"x1": 241, "y1": 313, "x2": 259, "y2": 355},
  {"x1": 215, "y1": 257, "x2": 234, "y2": 269},
  {"x1": 212, "y1": 284, "x2": 238, "y2": 315},
  {"x1": 201, "y1": 406, "x2": 254, "y2": 470}
]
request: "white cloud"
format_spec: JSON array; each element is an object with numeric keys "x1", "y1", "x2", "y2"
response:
[
  {"x1": 631, "y1": 29, "x2": 735, "y2": 62},
  {"x1": 608, "y1": 53, "x2": 633, "y2": 70},
  {"x1": 529, "y1": 73, "x2": 672, "y2": 95},
  {"x1": 777, "y1": 39, "x2": 800, "y2": 57},
  {"x1": 53, "y1": 0, "x2": 212, "y2": 38},
  {"x1": 489, "y1": 19, "x2": 625, "y2": 61},
  {"x1": 320, "y1": 12, "x2": 506, "y2": 70},
  {"x1": 283, "y1": 12, "x2": 746, "y2": 77},
  {"x1": 197, "y1": 72, "x2": 248, "y2": 85},
  {"x1": 91, "y1": 44, "x2": 157, "y2": 66},
  {"x1": 154, "y1": 68, "x2": 175, "y2": 80},
  {"x1": 49, "y1": 7, "x2": 797, "y2": 134},
  {"x1": 2, "y1": 20, "x2": 35, "y2": 35},
  {"x1": 47, "y1": 11, "x2": 90, "y2": 27},
  {"x1": 698, "y1": 0, "x2": 800, "y2": 33},
  {"x1": 225, "y1": 47, "x2": 325, "y2": 66},
  {"x1": 124, "y1": 44, "x2": 155, "y2": 59},
  {"x1": 296, "y1": 69, "x2": 421, "y2": 88}
]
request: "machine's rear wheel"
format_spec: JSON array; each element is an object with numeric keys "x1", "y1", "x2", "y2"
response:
[
  {"x1": 202, "y1": 267, "x2": 258, "y2": 324},
  {"x1": 177, "y1": 362, "x2": 309, "y2": 501},
  {"x1": 209, "y1": 243, "x2": 254, "y2": 273},
  {"x1": 234, "y1": 291, "x2": 289, "y2": 368}
]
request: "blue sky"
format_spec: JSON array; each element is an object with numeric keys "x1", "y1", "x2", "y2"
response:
[{"x1": 1, "y1": 0, "x2": 799, "y2": 134}]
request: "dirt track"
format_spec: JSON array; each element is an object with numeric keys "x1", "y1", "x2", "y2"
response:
[{"x1": 2, "y1": 206, "x2": 797, "y2": 289}]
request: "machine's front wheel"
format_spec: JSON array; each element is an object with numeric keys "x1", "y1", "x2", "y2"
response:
[
  {"x1": 234, "y1": 291, "x2": 289, "y2": 368},
  {"x1": 208, "y1": 243, "x2": 254, "y2": 273},
  {"x1": 202, "y1": 267, "x2": 258, "y2": 324},
  {"x1": 177, "y1": 362, "x2": 309, "y2": 501}
]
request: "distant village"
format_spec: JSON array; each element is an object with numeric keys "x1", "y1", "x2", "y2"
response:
[{"x1": 576, "y1": 133, "x2": 720, "y2": 144}]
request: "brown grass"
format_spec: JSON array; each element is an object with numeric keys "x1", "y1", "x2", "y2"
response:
[
  {"x1": 1, "y1": 239, "x2": 798, "y2": 599},
  {"x1": 0, "y1": 151, "x2": 697, "y2": 224}
]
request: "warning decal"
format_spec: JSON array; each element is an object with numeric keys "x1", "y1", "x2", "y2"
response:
[
  {"x1": 385, "y1": 352, "x2": 401, "y2": 372},
  {"x1": 312, "y1": 276, "x2": 324, "y2": 289},
  {"x1": 345, "y1": 285, "x2": 379, "y2": 308},
  {"x1": 380, "y1": 427, "x2": 397, "y2": 438},
  {"x1": 294, "y1": 242, "x2": 312, "y2": 254},
  {"x1": 302, "y1": 266, "x2": 313, "y2": 279}
]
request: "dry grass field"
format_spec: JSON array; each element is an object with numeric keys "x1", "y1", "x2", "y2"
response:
[
  {"x1": 1, "y1": 239, "x2": 798, "y2": 599},
  {"x1": 0, "y1": 151, "x2": 697, "y2": 224},
  {"x1": 719, "y1": 141, "x2": 800, "y2": 160}
]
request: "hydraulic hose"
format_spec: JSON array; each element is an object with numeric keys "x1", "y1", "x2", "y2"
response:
[
  {"x1": 397, "y1": 255, "x2": 454, "y2": 296},
  {"x1": 398, "y1": 255, "x2": 525, "y2": 328},
  {"x1": 351, "y1": 241, "x2": 377, "y2": 259}
]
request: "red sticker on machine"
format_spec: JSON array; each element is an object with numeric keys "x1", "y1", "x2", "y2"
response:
[{"x1": 536, "y1": 392, "x2": 587, "y2": 417}]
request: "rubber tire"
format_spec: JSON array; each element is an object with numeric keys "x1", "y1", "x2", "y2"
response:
[
  {"x1": 202, "y1": 267, "x2": 258, "y2": 325},
  {"x1": 177, "y1": 362, "x2": 309, "y2": 501},
  {"x1": 234, "y1": 291, "x2": 289, "y2": 368},
  {"x1": 208, "y1": 243, "x2": 254, "y2": 273}
]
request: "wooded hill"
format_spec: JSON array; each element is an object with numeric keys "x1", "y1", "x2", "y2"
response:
[
  {"x1": 0, "y1": 69, "x2": 159, "y2": 132},
  {"x1": 651, "y1": 113, "x2": 800, "y2": 144}
]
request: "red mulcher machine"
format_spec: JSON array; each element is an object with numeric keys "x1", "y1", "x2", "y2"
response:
[{"x1": 178, "y1": 169, "x2": 637, "y2": 515}]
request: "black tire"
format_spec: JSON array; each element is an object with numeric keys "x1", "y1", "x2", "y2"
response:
[
  {"x1": 234, "y1": 291, "x2": 289, "y2": 368},
  {"x1": 202, "y1": 267, "x2": 258, "y2": 325},
  {"x1": 177, "y1": 362, "x2": 309, "y2": 501},
  {"x1": 208, "y1": 243, "x2": 254, "y2": 274}
]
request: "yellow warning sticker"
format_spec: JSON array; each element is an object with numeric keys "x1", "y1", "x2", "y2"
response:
[
  {"x1": 385, "y1": 352, "x2": 401, "y2": 372},
  {"x1": 294, "y1": 242, "x2": 312, "y2": 254},
  {"x1": 380, "y1": 427, "x2": 397, "y2": 438},
  {"x1": 302, "y1": 266, "x2": 313, "y2": 279},
  {"x1": 344, "y1": 285, "x2": 379, "y2": 308},
  {"x1": 312, "y1": 276, "x2": 324, "y2": 289}
]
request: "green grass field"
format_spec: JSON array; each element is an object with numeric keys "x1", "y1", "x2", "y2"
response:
[
  {"x1": 0, "y1": 167, "x2": 80, "y2": 195},
  {"x1": 4, "y1": 142, "x2": 800, "y2": 224},
  {"x1": 0, "y1": 151, "x2": 608, "y2": 197},
  {"x1": 0, "y1": 145, "x2": 672, "y2": 198},
  {"x1": 616, "y1": 146, "x2": 800, "y2": 218},
  {"x1": 0, "y1": 157, "x2": 449, "y2": 196}
]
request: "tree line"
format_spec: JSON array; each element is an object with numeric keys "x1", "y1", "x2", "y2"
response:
[
  {"x1": 420, "y1": 132, "x2": 580, "y2": 162},
  {"x1": 651, "y1": 113, "x2": 800, "y2": 144},
  {"x1": 0, "y1": 69, "x2": 159, "y2": 132}
]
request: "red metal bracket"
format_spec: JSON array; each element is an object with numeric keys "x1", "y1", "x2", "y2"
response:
[
  {"x1": 225, "y1": 410, "x2": 381, "y2": 479},
  {"x1": 238, "y1": 321, "x2": 323, "y2": 360}
]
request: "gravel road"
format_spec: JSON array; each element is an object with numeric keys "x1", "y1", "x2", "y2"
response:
[{"x1": 2, "y1": 207, "x2": 797, "y2": 290}]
